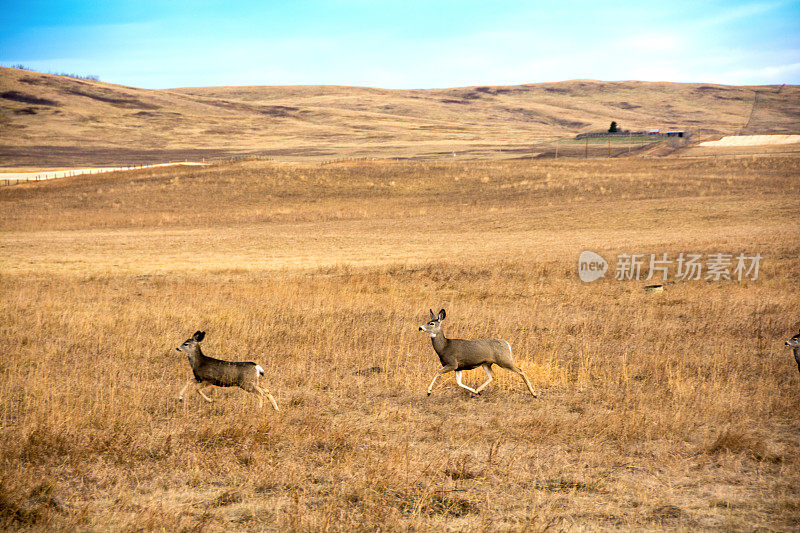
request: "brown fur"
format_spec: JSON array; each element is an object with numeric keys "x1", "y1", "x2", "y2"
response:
[
  {"x1": 176, "y1": 331, "x2": 278, "y2": 411},
  {"x1": 420, "y1": 309, "x2": 537, "y2": 396},
  {"x1": 785, "y1": 329, "x2": 800, "y2": 375}
]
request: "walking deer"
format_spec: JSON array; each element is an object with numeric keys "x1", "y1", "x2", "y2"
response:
[
  {"x1": 785, "y1": 329, "x2": 800, "y2": 375},
  {"x1": 418, "y1": 309, "x2": 537, "y2": 397},
  {"x1": 176, "y1": 331, "x2": 279, "y2": 411}
]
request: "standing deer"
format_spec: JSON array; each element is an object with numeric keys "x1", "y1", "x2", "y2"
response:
[
  {"x1": 419, "y1": 309, "x2": 537, "y2": 397},
  {"x1": 785, "y1": 329, "x2": 800, "y2": 375},
  {"x1": 176, "y1": 331, "x2": 279, "y2": 411}
]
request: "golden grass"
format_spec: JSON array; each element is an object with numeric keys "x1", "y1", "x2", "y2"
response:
[
  {"x1": 1, "y1": 156, "x2": 799, "y2": 530},
  {"x1": 3, "y1": 66, "x2": 799, "y2": 165}
]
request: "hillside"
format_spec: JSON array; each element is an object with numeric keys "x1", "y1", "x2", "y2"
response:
[{"x1": 1, "y1": 66, "x2": 799, "y2": 165}]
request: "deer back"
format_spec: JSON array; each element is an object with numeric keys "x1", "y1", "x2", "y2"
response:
[
  {"x1": 193, "y1": 354, "x2": 258, "y2": 387},
  {"x1": 442, "y1": 338, "x2": 511, "y2": 370}
]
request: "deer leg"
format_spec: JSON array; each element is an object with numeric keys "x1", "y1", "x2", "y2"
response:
[
  {"x1": 263, "y1": 389, "x2": 279, "y2": 411},
  {"x1": 197, "y1": 383, "x2": 214, "y2": 402},
  {"x1": 427, "y1": 366, "x2": 455, "y2": 396},
  {"x1": 508, "y1": 365, "x2": 538, "y2": 397},
  {"x1": 178, "y1": 379, "x2": 194, "y2": 402},
  {"x1": 265, "y1": 391, "x2": 279, "y2": 411},
  {"x1": 251, "y1": 385, "x2": 279, "y2": 411},
  {"x1": 455, "y1": 370, "x2": 479, "y2": 395},
  {"x1": 475, "y1": 364, "x2": 495, "y2": 393},
  {"x1": 242, "y1": 383, "x2": 263, "y2": 408}
]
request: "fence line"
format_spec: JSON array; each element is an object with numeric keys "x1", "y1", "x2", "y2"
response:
[
  {"x1": 0, "y1": 160, "x2": 216, "y2": 187},
  {"x1": 672, "y1": 150, "x2": 800, "y2": 159},
  {"x1": 2, "y1": 148, "x2": 796, "y2": 187}
]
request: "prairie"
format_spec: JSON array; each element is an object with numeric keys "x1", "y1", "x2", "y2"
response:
[
  {"x1": 0, "y1": 156, "x2": 799, "y2": 531},
  {"x1": 2, "y1": 66, "x2": 800, "y2": 166}
]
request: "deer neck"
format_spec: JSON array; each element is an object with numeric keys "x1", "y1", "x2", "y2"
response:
[
  {"x1": 187, "y1": 346, "x2": 205, "y2": 368},
  {"x1": 431, "y1": 329, "x2": 449, "y2": 355}
]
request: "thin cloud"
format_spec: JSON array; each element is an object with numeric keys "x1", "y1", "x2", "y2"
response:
[
  {"x1": 717, "y1": 61, "x2": 800, "y2": 84},
  {"x1": 2, "y1": 1, "x2": 799, "y2": 87},
  {"x1": 696, "y1": 0, "x2": 787, "y2": 28}
]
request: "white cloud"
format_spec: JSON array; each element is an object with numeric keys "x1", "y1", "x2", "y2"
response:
[
  {"x1": 697, "y1": 0, "x2": 787, "y2": 28},
  {"x1": 716, "y1": 61, "x2": 800, "y2": 84},
  {"x1": 616, "y1": 34, "x2": 687, "y2": 53}
]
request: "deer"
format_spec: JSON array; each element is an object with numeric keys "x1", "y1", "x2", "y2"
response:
[
  {"x1": 785, "y1": 329, "x2": 800, "y2": 375},
  {"x1": 175, "y1": 331, "x2": 279, "y2": 411},
  {"x1": 418, "y1": 309, "x2": 537, "y2": 397}
]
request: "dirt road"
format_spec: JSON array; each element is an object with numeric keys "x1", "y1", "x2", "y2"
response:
[
  {"x1": 699, "y1": 134, "x2": 800, "y2": 147},
  {"x1": 0, "y1": 161, "x2": 208, "y2": 183}
]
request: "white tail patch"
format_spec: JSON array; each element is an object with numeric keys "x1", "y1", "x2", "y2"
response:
[{"x1": 255, "y1": 364, "x2": 264, "y2": 376}]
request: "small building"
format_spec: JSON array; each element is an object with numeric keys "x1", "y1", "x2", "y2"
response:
[
  {"x1": 666, "y1": 130, "x2": 687, "y2": 138},
  {"x1": 648, "y1": 128, "x2": 660, "y2": 134}
]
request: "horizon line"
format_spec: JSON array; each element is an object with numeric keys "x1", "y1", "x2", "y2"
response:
[{"x1": 1, "y1": 65, "x2": 794, "y2": 92}]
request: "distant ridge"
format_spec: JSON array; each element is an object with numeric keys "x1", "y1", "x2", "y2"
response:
[{"x1": 1, "y1": 67, "x2": 798, "y2": 165}]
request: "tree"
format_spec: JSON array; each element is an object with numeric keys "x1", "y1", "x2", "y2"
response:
[{"x1": 608, "y1": 121, "x2": 618, "y2": 133}]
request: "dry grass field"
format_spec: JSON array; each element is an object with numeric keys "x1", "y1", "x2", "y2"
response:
[
  {"x1": 1, "y1": 156, "x2": 799, "y2": 531},
  {"x1": 3, "y1": 66, "x2": 800, "y2": 165}
]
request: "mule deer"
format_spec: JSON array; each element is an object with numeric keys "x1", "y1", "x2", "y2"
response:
[
  {"x1": 418, "y1": 309, "x2": 537, "y2": 397},
  {"x1": 785, "y1": 329, "x2": 800, "y2": 375},
  {"x1": 176, "y1": 331, "x2": 279, "y2": 411}
]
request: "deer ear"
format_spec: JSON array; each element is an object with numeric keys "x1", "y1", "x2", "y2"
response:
[
  {"x1": 438, "y1": 309, "x2": 446, "y2": 321},
  {"x1": 429, "y1": 309, "x2": 435, "y2": 321},
  {"x1": 193, "y1": 331, "x2": 205, "y2": 342}
]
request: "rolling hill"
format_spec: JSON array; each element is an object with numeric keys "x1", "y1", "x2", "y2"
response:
[{"x1": 1, "y1": 66, "x2": 798, "y2": 165}]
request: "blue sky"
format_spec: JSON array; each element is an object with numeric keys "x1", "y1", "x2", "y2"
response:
[{"x1": 2, "y1": 1, "x2": 799, "y2": 88}]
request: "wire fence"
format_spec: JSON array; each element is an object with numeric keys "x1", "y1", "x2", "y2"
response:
[
  {"x1": 740, "y1": 84, "x2": 792, "y2": 135},
  {"x1": 0, "y1": 166, "x2": 146, "y2": 186},
  {"x1": 529, "y1": 135, "x2": 670, "y2": 159},
  {"x1": 0, "y1": 161, "x2": 217, "y2": 187},
  {"x1": 3, "y1": 139, "x2": 796, "y2": 187}
]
